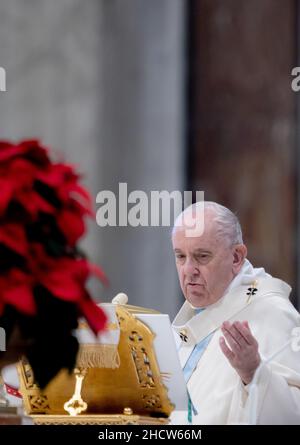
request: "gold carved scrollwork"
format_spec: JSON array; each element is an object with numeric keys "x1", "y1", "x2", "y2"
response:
[
  {"x1": 28, "y1": 395, "x2": 50, "y2": 411},
  {"x1": 17, "y1": 306, "x2": 174, "y2": 424}
]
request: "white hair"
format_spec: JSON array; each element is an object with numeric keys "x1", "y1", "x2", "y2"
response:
[{"x1": 172, "y1": 201, "x2": 243, "y2": 246}]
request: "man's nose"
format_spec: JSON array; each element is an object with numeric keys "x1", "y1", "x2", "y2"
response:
[{"x1": 183, "y1": 257, "x2": 200, "y2": 276}]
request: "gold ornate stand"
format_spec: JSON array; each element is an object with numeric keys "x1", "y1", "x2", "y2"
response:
[
  {"x1": 17, "y1": 306, "x2": 173, "y2": 425},
  {"x1": 32, "y1": 413, "x2": 169, "y2": 425}
]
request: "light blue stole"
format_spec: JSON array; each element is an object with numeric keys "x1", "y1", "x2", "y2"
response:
[{"x1": 182, "y1": 308, "x2": 213, "y2": 423}]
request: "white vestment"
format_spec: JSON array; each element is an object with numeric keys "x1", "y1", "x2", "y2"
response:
[{"x1": 172, "y1": 259, "x2": 300, "y2": 425}]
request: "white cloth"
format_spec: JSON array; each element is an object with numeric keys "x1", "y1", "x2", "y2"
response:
[
  {"x1": 1, "y1": 365, "x2": 22, "y2": 408},
  {"x1": 172, "y1": 259, "x2": 300, "y2": 424},
  {"x1": 76, "y1": 303, "x2": 120, "y2": 346}
]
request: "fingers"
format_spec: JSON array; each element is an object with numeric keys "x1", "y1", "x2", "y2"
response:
[
  {"x1": 219, "y1": 320, "x2": 261, "y2": 384},
  {"x1": 235, "y1": 321, "x2": 255, "y2": 346},
  {"x1": 219, "y1": 336, "x2": 235, "y2": 361},
  {"x1": 221, "y1": 323, "x2": 240, "y2": 353},
  {"x1": 231, "y1": 322, "x2": 249, "y2": 346},
  {"x1": 222, "y1": 320, "x2": 255, "y2": 347}
]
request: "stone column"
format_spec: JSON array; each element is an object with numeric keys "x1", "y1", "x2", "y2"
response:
[{"x1": 96, "y1": 0, "x2": 186, "y2": 316}]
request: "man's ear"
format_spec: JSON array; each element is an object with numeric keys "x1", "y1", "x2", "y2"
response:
[{"x1": 232, "y1": 244, "x2": 247, "y2": 274}]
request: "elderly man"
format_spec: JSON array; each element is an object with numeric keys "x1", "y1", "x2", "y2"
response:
[{"x1": 171, "y1": 201, "x2": 300, "y2": 424}]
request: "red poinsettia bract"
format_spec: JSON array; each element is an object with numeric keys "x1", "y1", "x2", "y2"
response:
[{"x1": 0, "y1": 140, "x2": 108, "y2": 335}]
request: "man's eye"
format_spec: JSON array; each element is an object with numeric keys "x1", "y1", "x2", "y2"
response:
[
  {"x1": 176, "y1": 255, "x2": 185, "y2": 260},
  {"x1": 197, "y1": 254, "x2": 209, "y2": 261}
]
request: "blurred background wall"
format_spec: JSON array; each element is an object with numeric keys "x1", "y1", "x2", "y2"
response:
[
  {"x1": 188, "y1": 0, "x2": 298, "y2": 308},
  {"x1": 0, "y1": 0, "x2": 186, "y2": 318},
  {"x1": 0, "y1": 0, "x2": 299, "y2": 315}
]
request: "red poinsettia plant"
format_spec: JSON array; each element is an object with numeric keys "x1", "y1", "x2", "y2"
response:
[{"x1": 0, "y1": 140, "x2": 108, "y2": 387}]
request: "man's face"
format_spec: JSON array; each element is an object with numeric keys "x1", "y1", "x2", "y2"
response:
[{"x1": 172, "y1": 211, "x2": 239, "y2": 308}]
